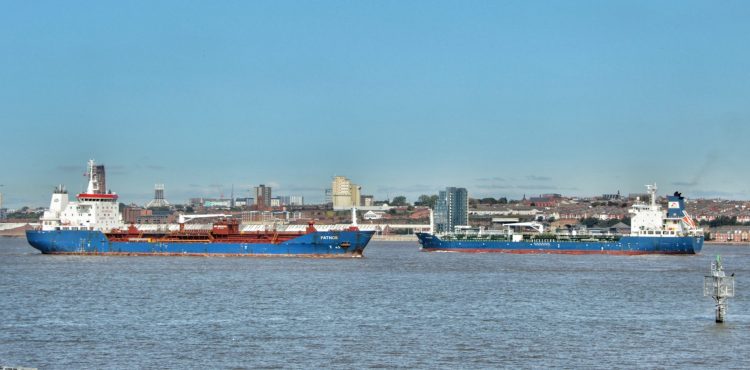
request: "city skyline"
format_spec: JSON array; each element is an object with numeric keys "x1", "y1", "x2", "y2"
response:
[
  {"x1": 2, "y1": 1, "x2": 749, "y2": 208},
  {"x1": 2, "y1": 162, "x2": 744, "y2": 209}
]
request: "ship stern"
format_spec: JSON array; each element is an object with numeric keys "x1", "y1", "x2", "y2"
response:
[{"x1": 692, "y1": 235, "x2": 704, "y2": 254}]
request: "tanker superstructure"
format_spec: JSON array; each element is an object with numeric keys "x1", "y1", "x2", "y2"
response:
[
  {"x1": 417, "y1": 185, "x2": 703, "y2": 255},
  {"x1": 27, "y1": 160, "x2": 373, "y2": 257},
  {"x1": 39, "y1": 160, "x2": 123, "y2": 232}
]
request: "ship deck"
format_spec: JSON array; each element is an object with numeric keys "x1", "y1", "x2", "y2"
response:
[
  {"x1": 106, "y1": 231, "x2": 308, "y2": 244},
  {"x1": 436, "y1": 233, "x2": 623, "y2": 243}
]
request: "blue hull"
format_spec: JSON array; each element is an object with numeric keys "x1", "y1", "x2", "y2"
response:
[
  {"x1": 416, "y1": 233, "x2": 703, "y2": 255},
  {"x1": 27, "y1": 230, "x2": 375, "y2": 258}
]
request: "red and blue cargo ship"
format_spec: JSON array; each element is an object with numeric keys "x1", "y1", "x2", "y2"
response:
[
  {"x1": 26, "y1": 160, "x2": 373, "y2": 258},
  {"x1": 27, "y1": 219, "x2": 374, "y2": 257}
]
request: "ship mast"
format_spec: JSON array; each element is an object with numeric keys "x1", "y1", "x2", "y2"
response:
[
  {"x1": 86, "y1": 159, "x2": 98, "y2": 194},
  {"x1": 645, "y1": 183, "x2": 657, "y2": 208}
]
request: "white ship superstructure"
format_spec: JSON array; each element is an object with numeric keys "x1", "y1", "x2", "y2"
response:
[
  {"x1": 629, "y1": 184, "x2": 702, "y2": 237},
  {"x1": 40, "y1": 160, "x2": 123, "y2": 232}
]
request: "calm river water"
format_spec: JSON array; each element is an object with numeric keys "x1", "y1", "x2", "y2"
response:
[{"x1": 1, "y1": 237, "x2": 748, "y2": 369}]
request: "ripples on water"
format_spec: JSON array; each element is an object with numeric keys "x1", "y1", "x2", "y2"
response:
[{"x1": 1, "y1": 237, "x2": 749, "y2": 369}]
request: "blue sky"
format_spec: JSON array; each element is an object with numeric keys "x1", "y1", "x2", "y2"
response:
[{"x1": 1, "y1": 1, "x2": 749, "y2": 208}]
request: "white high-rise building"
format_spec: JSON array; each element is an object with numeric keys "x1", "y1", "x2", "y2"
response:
[
  {"x1": 434, "y1": 187, "x2": 468, "y2": 233},
  {"x1": 278, "y1": 195, "x2": 304, "y2": 206}
]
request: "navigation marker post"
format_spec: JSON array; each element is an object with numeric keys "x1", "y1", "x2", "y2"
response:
[{"x1": 703, "y1": 255, "x2": 735, "y2": 323}]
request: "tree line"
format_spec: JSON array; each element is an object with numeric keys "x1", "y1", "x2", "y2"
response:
[
  {"x1": 699, "y1": 216, "x2": 750, "y2": 228},
  {"x1": 394, "y1": 195, "x2": 512, "y2": 209}
]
